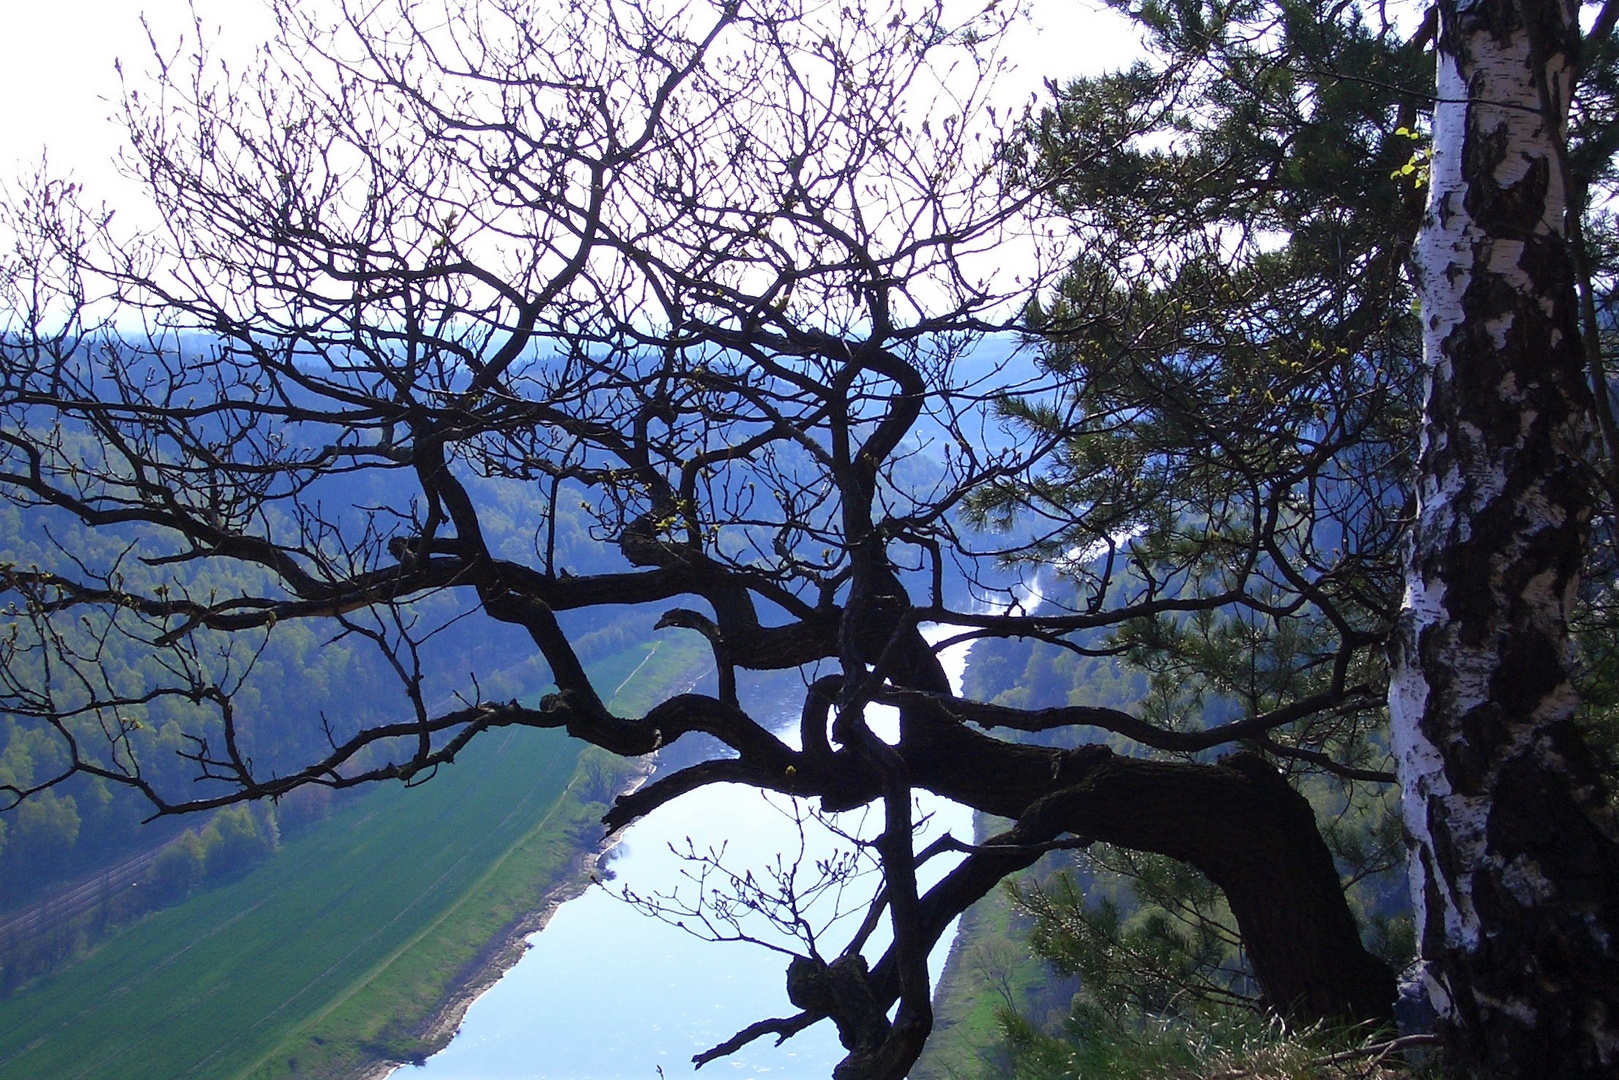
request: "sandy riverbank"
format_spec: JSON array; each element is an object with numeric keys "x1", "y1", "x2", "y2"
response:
[
  {"x1": 360, "y1": 663, "x2": 826, "y2": 1080},
  {"x1": 360, "y1": 754, "x2": 652, "y2": 1080}
]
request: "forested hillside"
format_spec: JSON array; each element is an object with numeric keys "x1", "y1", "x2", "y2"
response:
[{"x1": 0, "y1": 441, "x2": 686, "y2": 1004}]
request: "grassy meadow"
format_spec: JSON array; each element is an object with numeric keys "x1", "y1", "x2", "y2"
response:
[{"x1": 0, "y1": 632, "x2": 710, "y2": 1080}]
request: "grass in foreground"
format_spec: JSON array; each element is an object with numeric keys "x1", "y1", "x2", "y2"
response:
[{"x1": 997, "y1": 1006, "x2": 1434, "y2": 1080}]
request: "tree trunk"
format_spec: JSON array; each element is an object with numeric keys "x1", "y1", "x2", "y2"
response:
[
  {"x1": 1393, "y1": 1, "x2": 1619, "y2": 1074},
  {"x1": 1050, "y1": 751, "x2": 1399, "y2": 1024},
  {"x1": 902, "y1": 716, "x2": 1397, "y2": 1025}
]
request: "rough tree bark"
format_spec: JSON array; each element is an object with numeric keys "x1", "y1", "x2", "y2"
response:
[
  {"x1": 1392, "y1": 0, "x2": 1619, "y2": 1074},
  {"x1": 897, "y1": 709, "x2": 1396, "y2": 1024}
]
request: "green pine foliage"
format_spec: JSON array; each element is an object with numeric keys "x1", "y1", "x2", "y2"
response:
[
  {"x1": 1011, "y1": 854, "x2": 1255, "y2": 1018},
  {"x1": 993, "y1": 1004, "x2": 1423, "y2": 1080}
]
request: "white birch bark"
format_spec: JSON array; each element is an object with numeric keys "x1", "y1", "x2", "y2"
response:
[{"x1": 1392, "y1": 0, "x2": 1619, "y2": 1074}]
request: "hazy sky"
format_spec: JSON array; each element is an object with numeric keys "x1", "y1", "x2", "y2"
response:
[
  {"x1": 2, "y1": 0, "x2": 276, "y2": 183},
  {"x1": 0, "y1": 0, "x2": 1141, "y2": 200}
]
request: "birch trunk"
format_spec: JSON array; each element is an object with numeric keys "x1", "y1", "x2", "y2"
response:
[{"x1": 1393, "y1": 1, "x2": 1619, "y2": 1074}]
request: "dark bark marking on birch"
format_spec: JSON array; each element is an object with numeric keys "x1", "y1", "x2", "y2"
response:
[{"x1": 1396, "y1": 2, "x2": 1619, "y2": 1075}]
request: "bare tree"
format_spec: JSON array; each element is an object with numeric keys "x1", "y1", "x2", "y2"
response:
[{"x1": 0, "y1": 1, "x2": 1418, "y2": 1076}]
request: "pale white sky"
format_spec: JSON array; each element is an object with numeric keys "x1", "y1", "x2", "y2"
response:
[
  {"x1": 0, "y1": 0, "x2": 1141, "y2": 199},
  {"x1": 1, "y1": 0, "x2": 277, "y2": 185}
]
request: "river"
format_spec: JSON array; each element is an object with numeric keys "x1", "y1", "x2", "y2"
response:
[{"x1": 405, "y1": 627, "x2": 979, "y2": 1080}]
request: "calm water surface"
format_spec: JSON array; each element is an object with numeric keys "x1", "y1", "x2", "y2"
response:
[{"x1": 407, "y1": 629, "x2": 976, "y2": 1080}]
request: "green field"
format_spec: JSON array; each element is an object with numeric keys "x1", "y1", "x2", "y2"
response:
[
  {"x1": 0, "y1": 633, "x2": 710, "y2": 1080},
  {"x1": 911, "y1": 877, "x2": 1053, "y2": 1080}
]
